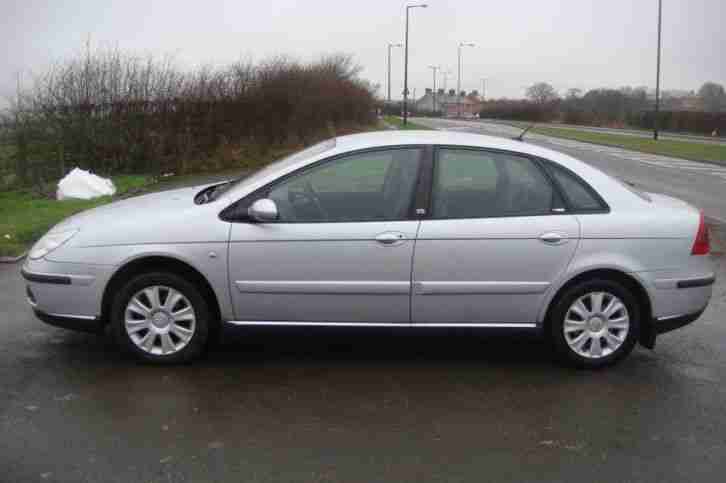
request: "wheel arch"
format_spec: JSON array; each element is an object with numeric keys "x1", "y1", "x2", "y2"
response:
[
  {"x1": 541, "y1": 268, "x2": 655, "y2": 349},
  {"x1": 100, "y1": 255, "x2": 222, "y2": 333}
]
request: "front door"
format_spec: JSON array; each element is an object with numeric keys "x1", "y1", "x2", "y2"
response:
[
  {"x1": 412, "y1": 147, "x2": 580, "y2": 324},
  {"x1": 228, "y1": 147, "x2": 424, "y2": 323}
]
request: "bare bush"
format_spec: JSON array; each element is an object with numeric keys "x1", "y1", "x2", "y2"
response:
[{"x1": 3, "y1": 47, "x2": 377, "y2": 186}]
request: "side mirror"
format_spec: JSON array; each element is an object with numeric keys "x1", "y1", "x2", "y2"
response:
[{"x1": 248, "y1": 198, "x2": 279, "y2": 222}]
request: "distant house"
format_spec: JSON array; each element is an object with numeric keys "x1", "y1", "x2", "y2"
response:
[{"x1": 415, "y1": 88, "x2": 482, "y2": 118}]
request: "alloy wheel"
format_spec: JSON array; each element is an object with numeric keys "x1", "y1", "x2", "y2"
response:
[
  {"x1": 124, "y1": 285, "x2": 196, "y2": 356},
  {"x1": 562, "y1": 291, "x2": 630, "y2": 359}
]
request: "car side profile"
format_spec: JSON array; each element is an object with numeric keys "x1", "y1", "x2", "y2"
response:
[{"x1": 21, "y1": 130, "x2": 715, "y2": 368}]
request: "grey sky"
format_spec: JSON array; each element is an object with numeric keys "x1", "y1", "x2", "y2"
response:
[{"x1": 2, "y1": 0, "x2": 724, "y2": 104}]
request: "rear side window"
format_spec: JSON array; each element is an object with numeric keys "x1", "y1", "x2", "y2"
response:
[
  {"x1": 545, "y1": 162, "x2": 606, "y2": 212},
  {"x1": 433, "y1": 149, "x2": 555, "y2": 218}
]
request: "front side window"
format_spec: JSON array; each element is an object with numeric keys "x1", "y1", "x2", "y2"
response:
[
  {"x1": 267, "y1": 148, "x2": 422, "y2": 222},
  {"x1": 433, "y1": 149, "x2": 555, "y2": 219}
]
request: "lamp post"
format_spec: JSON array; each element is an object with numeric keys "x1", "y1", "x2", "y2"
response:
[
  {"x1": 387, "y1": 43, "x2": 402, "y2": 103},
  {"x1": 403, "y1": 3, "x2": 428, "y2": 125},
  {"x1": 428, "y1": 65, "x2": 440, "y2": 114},
  {"x1": 481, "y1": 78, "x2": 487, "y2": 101},
  {"x1": 441, "y1": 70, "x2": 452, "y2": 92},
  {"x1": 654, "y1": 0, "x2": 662, "y2": 140},
  {"x1": 457, "y1": 42, "x2": 475, "y2": 117}
]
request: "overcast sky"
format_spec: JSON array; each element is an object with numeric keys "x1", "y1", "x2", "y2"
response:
[{"x1": 2, "y1": 0, "x2": 725, "y2": 105}]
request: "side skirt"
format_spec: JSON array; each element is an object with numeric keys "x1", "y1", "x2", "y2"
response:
[{"x1": 225, "y1": 321, "x2": 538, "y2": 328}]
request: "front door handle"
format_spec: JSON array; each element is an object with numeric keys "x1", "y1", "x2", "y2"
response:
[
  {"x1": 376, "y1": 232, "x2": 407, "y2": 245},
  {"x1": 539, "y1": 232, "x2": 569, "y2": 245}
]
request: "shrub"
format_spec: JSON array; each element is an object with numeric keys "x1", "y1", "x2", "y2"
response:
[{"x1": 3, "y1": 48, "x2": 377, "y2": 186}]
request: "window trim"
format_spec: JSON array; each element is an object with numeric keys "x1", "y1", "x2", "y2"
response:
[
  {"x1": 428, "y1": 145, "x2": 568, "y2": 221},
  {"x1": 220, "y1": 145, "x2": 429, "y2": 224},
  {"x1": 537, "y1": 157, "x2": 610, "y2": 214}
]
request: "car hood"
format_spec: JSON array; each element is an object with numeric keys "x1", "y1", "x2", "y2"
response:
[
  {"x1": 49, "y1": 184, "x2": 231, "y2": 249},
  {"x1": 53, "y1": 186, "x2": 203, "y2": 232}
]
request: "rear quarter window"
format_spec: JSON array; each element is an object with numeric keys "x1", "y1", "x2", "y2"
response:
[{"x1": 544, "y1": 161, "x2": 607, "y2": 212}]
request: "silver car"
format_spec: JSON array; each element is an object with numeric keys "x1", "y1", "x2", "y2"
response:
[{"x1": 21, "y1": 131, "x2": 715, "y2": 367}]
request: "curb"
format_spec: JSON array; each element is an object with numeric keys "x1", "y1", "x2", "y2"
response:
[{"x1": 0, "y1": 252, "x2": 27, "y2": 264}]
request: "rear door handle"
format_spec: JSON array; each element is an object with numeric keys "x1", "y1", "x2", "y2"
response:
[
  {"x1": 539, "y1": 232, "x2": 568, "y2": 245},
  {"x1": 376, "y1": 231, "x2": 407, "y2": 245}
]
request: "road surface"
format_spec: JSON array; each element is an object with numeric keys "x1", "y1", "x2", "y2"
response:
[
  {"x1": 413, "y1": 117, "x2": 726, "y2": 224},
  {"x1": 2, "y1": 258, "x2": 726, "y2": 482},
  {"x1": 481, "y1": 119, "x2": 726, "y2": 146}
]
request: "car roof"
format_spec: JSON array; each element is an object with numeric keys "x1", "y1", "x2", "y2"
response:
[
  {"x1": 335, "y1": 129, "x2": 569, "y2": 161},
  {"x1": 221, "y1": 129, "x2": 646, "y2": 211}
]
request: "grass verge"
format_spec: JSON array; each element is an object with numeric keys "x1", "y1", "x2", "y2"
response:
[
  {"x1": 0, "y1": 121, "x2": 389, "y2": 258},
  {"x1": 0, "y1": 175, "x2": 152, "y2": 258},
  {"x1": 532, "y1": 126, "x2": 726, "y2": 164},
  {"x1": 383, "y1": 116, "x2": 432, "y2": 130}
]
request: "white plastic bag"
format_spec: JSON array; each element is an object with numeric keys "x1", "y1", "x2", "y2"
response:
[{"x1": 56, "y1": 168, "x2": 116, "y2": 200}]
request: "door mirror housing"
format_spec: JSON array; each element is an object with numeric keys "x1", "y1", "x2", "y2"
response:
[{"x1": 248, "y1": 198, "x2": 279, "y2": 222}]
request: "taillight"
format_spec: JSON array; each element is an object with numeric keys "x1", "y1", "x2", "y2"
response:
[{"x1": 691, "y1": 211, "x2": 710, "y2": 255}]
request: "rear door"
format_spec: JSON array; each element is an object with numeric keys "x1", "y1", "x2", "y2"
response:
[{"x1": 412, "y1": 147, "x2": 581, "y2": 325}]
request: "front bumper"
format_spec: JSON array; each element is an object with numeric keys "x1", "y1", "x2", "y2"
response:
[
  {"x1": 32, "y1": 308, "x2": 104, "y2": 334},
  {"x1": 21, "y1": 258, "x2": 113, "y2": 331}
]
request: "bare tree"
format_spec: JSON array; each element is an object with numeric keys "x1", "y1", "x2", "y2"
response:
[
  {"x1": 698, "y1": 82, "x2": 726, "y2": 112},
  {"x1": 526, "y1": 82, "x2": 559, "y2": 104},
  {"x1": 565, "y1": 88, "x2": 582, "y2": 100}
]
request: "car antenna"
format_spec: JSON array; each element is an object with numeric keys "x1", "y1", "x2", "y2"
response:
[{"x1": 513, "y1": 123, "x2": 535, "y2": 141}]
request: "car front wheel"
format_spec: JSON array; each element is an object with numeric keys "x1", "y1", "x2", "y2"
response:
[
  {"x1": 549, "y1": 279, "x2": 640, "y2": 369},
  {"x1": 111, "y1": 272, "x2": 210, "y2": 364}
]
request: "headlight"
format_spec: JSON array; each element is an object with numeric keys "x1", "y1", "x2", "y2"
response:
[{"x1": 28, "y1": 229, "x2": 79, "y2": 260}]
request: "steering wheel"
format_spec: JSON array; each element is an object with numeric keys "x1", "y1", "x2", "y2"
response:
[
  {"x1": 288, "y1": 180, "x2": 329, "y2": 220},
  {"x1": 303, "y1": 180, "x2": 330, "y2": 220}
]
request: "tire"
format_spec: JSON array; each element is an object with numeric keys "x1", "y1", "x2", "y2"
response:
[
  {"x1": 111, "y1": 271, "x2": 210, "y2": 364},
  {"x1": 549, "y1": 278, "x2": 640, "y2": 369}
]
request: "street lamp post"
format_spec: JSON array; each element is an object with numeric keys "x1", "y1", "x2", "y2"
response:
[
  {"x1": 387, "y1": 43, "x2": 402, "y2": 104},
  {"x1": 654, "y1": 0, "x2": 662, "y2": 140},
  {"x1": 457, "y1": 42, "x2": 475, "y2": 117},
  {"x1": 441, "y1": 70, "x2": 451, "y2": 92},
  {"x1": 403, "y1": 3, "x2": 428, "y2": 125},
  {"x1": 481, "y1": 78, "x2": 487, "y2": 101},
  {"x1": 428, "y1": 65, "x2": 440, "y2": 114}
]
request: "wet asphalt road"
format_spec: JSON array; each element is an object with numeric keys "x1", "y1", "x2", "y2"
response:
[{"x1": 2, "y1": 253, "x2": 726, "y2": 482}]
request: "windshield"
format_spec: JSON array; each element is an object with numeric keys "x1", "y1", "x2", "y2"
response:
[{"x1": 226, "y1": 138, "x2": 337, "y2": 194}]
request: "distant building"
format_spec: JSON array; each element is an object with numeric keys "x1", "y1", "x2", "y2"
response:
[
  {"x1": 415, "y1": 88, "x2": 481, "y2": 117},
  {"x1": 646, "y1": 89, "x2": 704, "y2": 111}
]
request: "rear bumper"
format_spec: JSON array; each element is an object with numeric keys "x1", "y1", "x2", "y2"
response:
[
  {"x1": 655, "y1": 309, "x2": 705, "y2": 335},
  {"x1": 638, "y1": 272, "x2": 714, "y2": 349},
  {"x1": 675, "y1": 275, "x2": 716, "y2": 289},
  {"x1": 648, "y1": 272, "x2": 714, "y2": 321}
]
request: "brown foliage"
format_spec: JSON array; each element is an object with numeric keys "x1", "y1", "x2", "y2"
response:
[{"x1": 2, "y1": 48, "x2": 377, "y2": 185}]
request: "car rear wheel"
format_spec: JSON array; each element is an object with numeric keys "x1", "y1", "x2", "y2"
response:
[
  {"x1": 549, "y1": 279, "x2": 640, "y2": 369},
  {"x1": 111, "y1": 272, "x2": 210, "y2": 364}
]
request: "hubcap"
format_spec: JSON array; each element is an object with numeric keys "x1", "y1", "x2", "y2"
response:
[
  {"x1": 563, "y1": 291, "x2": 629, "y2": 359},
  {"x1": 124, "y1": 285, "x2": 196, "y2": 356}
]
